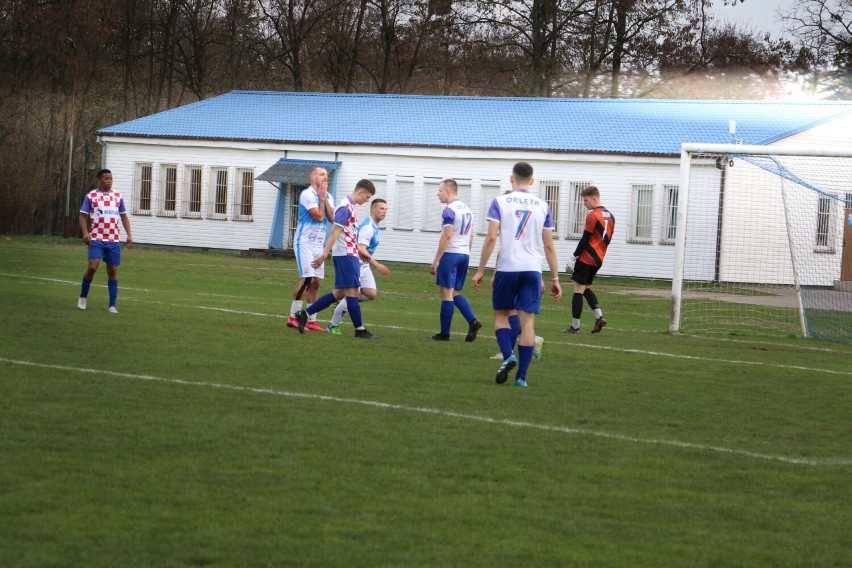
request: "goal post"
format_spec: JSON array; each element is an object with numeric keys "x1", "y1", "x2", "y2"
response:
[{"x1": 671, "y1": 143, "x2": 852, "y2": 343}]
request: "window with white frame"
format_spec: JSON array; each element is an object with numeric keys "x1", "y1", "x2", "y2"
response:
[
  {"x1": 814, "y1": 195, "x2": 835, "y2": 251},
  {"x1": 628, "y1": 183, "x2": 654, "y2": 243},
  {"x1": 133, "y1": 162, "x2": 153, "y2": 215},
  {"x1": 233, "y1": 168, "x2": 254, "y2": 221},
  {"x1": 478, "y1": 182, "x2": 501, "y2": 235},
  {"x1": 183, "y1": 165, "x2": 203, "y2": 218},
  {"x1": 422, "y1": 178, "x2": 443, "y2": 232},
  {"x1": 660, "y1": 184, "x2": 678, "y2": 245},
  {"x1": 157, "y1": 164, "x2": 178, "y2": 217},
  {"x1": 567, "y1": 181, "x2": 592, "y2": 238},
  {"x1": 541, "y1": 179, "x2": 560, "y2": 239},
  {"x1": 456, "y1": 180, "x2": 473, "y2": 233},
  {"x1": 394, "y1": 178, "x2": 414, "y2": 230},
  {"x1": 207, "y1": 167, "x2": 228, "y2": 220}
]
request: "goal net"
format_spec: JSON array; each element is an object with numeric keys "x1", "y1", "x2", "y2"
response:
[{"x1": 671, "y1": 143, "x2": 852, "y2": 343}]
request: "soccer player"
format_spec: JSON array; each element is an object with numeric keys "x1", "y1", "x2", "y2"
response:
[
  {"x1": 288, "y1": 166, "x2": 335, "y2": 332},
  {"x1": 77, "y1": 169, "x2": 133, "y2": 313},
  {"x1": 327, "y1": 198, "x2": 390, "y2": 334},
  {"x1": 472, "y1": 162, "x2": 562, "y2": 387},
  {"x1": 564, "y1": 185, "x2": 614, "y2": 334},
  {"x1": 295, "y1": 179, "x2": 378, "y2": 339},
  {"x1": 429, "y1": 179, "x2": 482, "y2": 342}
]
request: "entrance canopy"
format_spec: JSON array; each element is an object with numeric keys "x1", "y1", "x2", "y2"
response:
[
  {"x1": 260, "y1": 158, "x2": 341, "y2": 250},
  {"x1": 256, "y1": 159, "x2": 341, "y2": 184}
]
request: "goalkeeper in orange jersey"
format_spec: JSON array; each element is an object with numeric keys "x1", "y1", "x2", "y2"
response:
[{"x1": 564, "y1": 185, "x2": 614, "y2": 334}]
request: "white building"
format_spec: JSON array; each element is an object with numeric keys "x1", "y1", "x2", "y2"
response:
[{"x1": 96, "y1": 91, "x2": 852, "y2": 280}]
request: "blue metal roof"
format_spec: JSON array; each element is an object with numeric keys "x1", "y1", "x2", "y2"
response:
[{"x1": 97, "y1": 90, "x2": 852, "y2": 156}]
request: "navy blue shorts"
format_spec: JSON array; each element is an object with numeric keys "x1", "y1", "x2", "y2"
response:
[
  {"x1": 88, "y1": 241, "x2": 121, "y2": 266},
  {"x1": 436, "y1": 252, "x2": 469, "y2": 291},
  {"x1": 333, "y1": 255, "x2": 361, "y2": 289},
  {"x1": 492, "y1": 271, "x2": 542, "y2": 314}
]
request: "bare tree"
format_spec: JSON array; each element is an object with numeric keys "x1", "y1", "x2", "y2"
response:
[
  {"x1": 456, "y1": 0, "x2": 596, "y2": 97},
  {"x1": 784, "y1": 0, "x2": 852, "y2": 98},
  {"x1": 317, "y1": 0, "x2": 367, "y2": 91},
  {"x1": 258, "y1": 0, "x2": 341, "y2": 90}
]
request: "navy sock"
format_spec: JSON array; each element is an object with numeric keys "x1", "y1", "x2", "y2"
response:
[
  {"x1": 517, "y1": 345, "x2": 534, "y2": 380},
  {"x1": 346, "y1": 296, "x2": 363, "y2": 328},
  {"x1": 80, "y1": 279, "x2": 92, "y2": 298},
  {"x1": 108, "y1": 280, "x2": 118, "y2": 307},
  {"x1": 307, "y1": 292, "x2": 336, "y2": 315},
  {"x1": 440, "y1": 300, "x2": 454, "y2": 335},
  {"x1": 453, "y1": 295, "x2": 476, "y2": 323},
  {"x1": 496, "y1": 328, "x2": 514, "y2": 358},
  {"x1": 508, "y1": 314, "x2": 521, "y2": 349}
]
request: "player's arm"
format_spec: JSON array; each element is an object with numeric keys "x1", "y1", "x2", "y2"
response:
[
  {"x1": 357, "y1": 242, "x2": 372, "y2": 264},
  {"x1": 358, "y1": 243, "x2": 390, "y2": 275},
  {"x1": 430, "y1": 224, "x2": 453, "y2": 275},
  {"x1": 78, "y1": 212, "x2": 91, "y2": 245},
  {"x1": 307, "y1": 206, "x2": 324, "y2": 222},
  {"x1": 120, "y1": 212, "x2": 133, "y2": 248},
  {"x1": 542, "y1": 229, "x2": 562, "y2": 302},
  {"x1": 316, "y1": 179, "x2": 334, "y2": 222},
  {"x1": 312, "y1": 224, "x2": 343, "y2": 268},
  {"x1": 472, "y1": 219, "x2": 498, "y2": 290}
]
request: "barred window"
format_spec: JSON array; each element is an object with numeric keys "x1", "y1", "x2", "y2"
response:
[
  {"x1": 815, "y1": 196, "x2": 834, "y2": 251},
  {"x1": 207, "y1": 167, "x2": 228, "y2": 220},
  {"x1": 157, "y1": 164, "x2": 178, "y2": 217},
  {"x1": 133, "y1": 162, "x2": 153, "y2": 215},
  {"x1": 567, "y1": 181, "x2": 592, "y2": 238},
  {"x1": 233, "y1": 168, "x2": 254, "y2": 221},
  {"x1": 541, "y1": 179, "x2": 560, "y2": 239},
  {"x1": 183, "y1": 166, "x2": 203, "y2": 219},
  {"x1": 660, "y1": 184, "x2": 678, "y2": 245},
  {"x1": 628, "y1": 184, "x2": 654, "y2": 243}
]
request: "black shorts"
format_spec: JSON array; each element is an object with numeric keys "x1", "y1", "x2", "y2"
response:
[{"x1": 571, "y1": 260, "x2": 600, "y2": 286}]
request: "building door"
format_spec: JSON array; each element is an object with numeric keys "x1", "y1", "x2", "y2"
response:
[
  {"x1": 287, "y1": 184, "x2": 307, "y2": 249},
  {"x1": 842, "y1": 193, "x2": 852, "y2": 281}
]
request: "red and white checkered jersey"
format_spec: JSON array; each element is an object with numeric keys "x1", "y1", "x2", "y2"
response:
[
  {"x1": 80, "y1": 189, "x2": 127, "y2": 242},
  {"x1": 331, "y1": 197, "x2": 359, "y2": 257}
]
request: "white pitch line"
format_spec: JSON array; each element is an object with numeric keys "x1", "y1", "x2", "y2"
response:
[
  {"x1": 1, "y1": 356, "x2": 847, "y2": 468},
  {"x1": 0, "y1": 272, "x2": 152, "y2": 292},
  {"x1": 5, "y1": 272, "x2": 851, "y2": 375},
  {"x1": 122, "y1": 299, "x2": 852, "y2": 378}
]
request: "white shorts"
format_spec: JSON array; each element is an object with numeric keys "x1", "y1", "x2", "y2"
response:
[
  {"x1": 359, "y1": 262, "x2": 376, "y2": 290},
  {"x1": 295, "y1": 241, "x2": 325, "y2": 279}
]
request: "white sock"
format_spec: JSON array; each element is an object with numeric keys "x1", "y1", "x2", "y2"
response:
[
  {"x1": 594, "y1": 308, "x2": 603, "y2": 319},
  {"x1": 331, "y1": 301, "x2": 347, "y2": 326},
  {"x1": 290, "y1": 300, "x2": 303, "y2": 317},
  {"x1": 573, "y1": 318, "x2": 581, "y2": 328}
]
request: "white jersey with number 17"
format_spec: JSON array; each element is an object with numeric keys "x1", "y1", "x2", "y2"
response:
[{"x1": 442, "y1": 199, "x2": 474, "y2": 255}]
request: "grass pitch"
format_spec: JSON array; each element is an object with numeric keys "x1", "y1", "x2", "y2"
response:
[{"x1": 0, "y1": 236, "x2": 850, "y2": 567}]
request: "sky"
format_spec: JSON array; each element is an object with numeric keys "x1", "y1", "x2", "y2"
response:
[{"x1": 710, "y1": 0, "x2": 799, "y2": 38}]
